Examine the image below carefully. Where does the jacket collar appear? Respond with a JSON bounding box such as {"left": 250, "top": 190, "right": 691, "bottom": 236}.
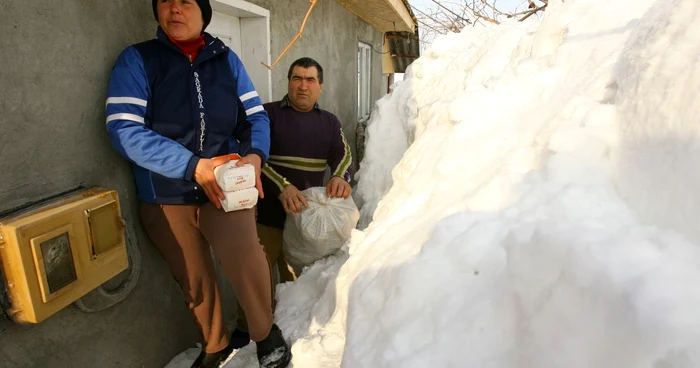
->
{"left": 280, "top": 94, "right": 321, "bottom": 111}
{"left": 156, "top": 27, "right": 224, "bottom": 64}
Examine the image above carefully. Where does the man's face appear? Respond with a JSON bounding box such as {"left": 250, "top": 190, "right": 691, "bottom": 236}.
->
{"left": 287, "top": 66, "right": 323, "bottom": 112}
{"left": 157, "top": 0, "right": 204, "bottom": 41}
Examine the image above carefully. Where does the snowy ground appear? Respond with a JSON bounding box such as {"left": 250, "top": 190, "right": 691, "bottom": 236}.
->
{"left": 167, "top": 0, "right": 700, "bottom": 366}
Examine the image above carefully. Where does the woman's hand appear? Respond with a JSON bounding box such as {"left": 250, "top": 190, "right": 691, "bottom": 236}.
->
{"left": 194, "top": 156, "right": 231, "bottom": 209}
{"left": 236, "top": 154, "right": 264, "bottom": 199}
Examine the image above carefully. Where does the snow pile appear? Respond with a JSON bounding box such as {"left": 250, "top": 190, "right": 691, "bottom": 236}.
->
{"left": 168, "top": 0, "right": 700, "bottom": 366}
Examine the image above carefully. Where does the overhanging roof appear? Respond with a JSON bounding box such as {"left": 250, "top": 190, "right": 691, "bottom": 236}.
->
{"left": 338, "top": 0, "right": 416, "bottom": 33}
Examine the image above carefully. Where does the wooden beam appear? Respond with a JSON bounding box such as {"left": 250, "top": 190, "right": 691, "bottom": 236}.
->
{"left": 384, "top": 0, "right": 416, "bottom": 32}
{"left": 337, "top": 0, "right": 416, "bottom": 33}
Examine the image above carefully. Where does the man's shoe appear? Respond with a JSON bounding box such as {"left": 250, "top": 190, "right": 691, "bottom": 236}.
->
{"left": 191, "top": 344, "right": 235, "bottom": 368}
{"left": 256, "top": 324, "right": 292, "bottom": 368}
{"left": 230, "top": 328, "right": 251, "bottom": 349}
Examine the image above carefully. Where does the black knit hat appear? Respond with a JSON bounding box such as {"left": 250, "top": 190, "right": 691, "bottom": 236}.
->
{"left": 152, "top": 0, "right": 212, "bottom": 32}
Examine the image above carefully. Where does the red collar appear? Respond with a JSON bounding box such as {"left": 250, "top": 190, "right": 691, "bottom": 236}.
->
{"left": 168, "top": 34, "right": 206, "bottom": 63}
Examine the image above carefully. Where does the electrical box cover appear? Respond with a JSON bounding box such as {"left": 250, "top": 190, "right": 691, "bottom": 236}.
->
{"left": 0, "top": 188, "right": 128, "bottom": 323}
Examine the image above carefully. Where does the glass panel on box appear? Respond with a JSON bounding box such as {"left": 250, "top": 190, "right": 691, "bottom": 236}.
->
{"left": 40, "top": 232, "right": 77, "bottom": 294}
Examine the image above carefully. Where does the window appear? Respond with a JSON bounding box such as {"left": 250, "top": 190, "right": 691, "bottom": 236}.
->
{"left": 357, "top": 42, "right": 372, "bottom": 120}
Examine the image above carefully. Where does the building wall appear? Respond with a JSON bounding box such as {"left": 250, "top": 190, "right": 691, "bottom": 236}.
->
{"left": 0, "top": 0, "right": 385, "bottom": 366}
{"left": 0, "top": 1, "right": 199, "bottom": 367}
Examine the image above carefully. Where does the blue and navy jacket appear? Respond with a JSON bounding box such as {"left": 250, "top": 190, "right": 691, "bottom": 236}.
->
{"left": 105, "top": 28, "right": 270, "bottom": 204}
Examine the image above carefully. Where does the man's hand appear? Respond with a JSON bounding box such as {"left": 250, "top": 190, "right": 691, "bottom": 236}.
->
{"left": 279, "top": 185, "right": 308, "bottom": 214}
{"left": 236, "top": 154, "right": 264, "bottom": 199}
{"left": 194, "top": 156, "right": 231, "bottom": 209}
{"left": 327, "top": 176, "right": 352, "bottom": 199}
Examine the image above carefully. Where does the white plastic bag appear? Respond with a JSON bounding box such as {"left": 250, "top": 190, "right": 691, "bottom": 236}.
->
{"left": 283, "top": 187, "right": 359, "bottom": 272}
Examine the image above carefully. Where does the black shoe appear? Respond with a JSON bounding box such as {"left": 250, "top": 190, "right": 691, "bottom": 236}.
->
{"left": 230, "top": 328, "right": 251, "bottom": 349}
{"left": 191, "top": 344, "right": 235, "bottom": 368}
{"left": 256, "top": 324, "right": 292, "bottom": 368}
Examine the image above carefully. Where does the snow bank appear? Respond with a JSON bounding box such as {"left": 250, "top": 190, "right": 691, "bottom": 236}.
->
{"left": 168, "top": 0, "right": 700, "bottom": 366}
{"left": 340, "top": 1, "right": 700, "bottom": 367}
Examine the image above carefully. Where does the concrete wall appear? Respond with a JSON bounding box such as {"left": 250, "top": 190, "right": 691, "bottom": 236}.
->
{"left": 0, "top": 1, "right": 198, "bottom": 367}
{"left": 0, "top": 0, "right": 385, "bottom": 366}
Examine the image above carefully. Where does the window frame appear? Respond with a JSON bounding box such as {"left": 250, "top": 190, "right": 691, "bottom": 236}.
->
{"left": 357, "top": 42, "right": 372, "bottom": 121}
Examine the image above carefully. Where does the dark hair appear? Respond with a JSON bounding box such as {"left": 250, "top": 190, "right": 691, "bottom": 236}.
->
{"left": 287, "top": 57, "right": 324, "bottom": 84}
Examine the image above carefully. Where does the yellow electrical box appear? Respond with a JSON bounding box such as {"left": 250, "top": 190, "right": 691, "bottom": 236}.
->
{"left": 0, "top": 187, "right": 128, "bottom": 323}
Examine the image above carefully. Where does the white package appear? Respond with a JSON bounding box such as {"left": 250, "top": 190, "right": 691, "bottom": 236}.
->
{"left": 283, "top": 187, "right": 360, "bottom": 273}
{"left": 214, "top": 161, "right": 256, "bottom": 192}
{"left": 220, "top": 187, "right": 258, "bottom": 212}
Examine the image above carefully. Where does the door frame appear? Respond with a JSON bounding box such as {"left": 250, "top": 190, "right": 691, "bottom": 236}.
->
{"left": 211, "top": 0, "right": 272, "bottom": 103}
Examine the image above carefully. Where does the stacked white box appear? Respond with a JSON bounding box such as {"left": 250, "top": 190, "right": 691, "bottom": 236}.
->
{"left": 213, "top": 161, "right": 258, "bottom": 212}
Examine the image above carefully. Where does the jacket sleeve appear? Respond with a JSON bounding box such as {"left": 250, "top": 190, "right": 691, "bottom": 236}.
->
{"left": 328, "top": 115, "right": 353, "bottom": 182}
{"left": 227, "top": 50, "right": 270, "bottom": 163}
{"left": 105, "top": 46, "right": 200, "bottom": 181}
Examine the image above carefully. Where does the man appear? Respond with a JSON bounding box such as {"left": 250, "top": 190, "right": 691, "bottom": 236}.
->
{"left": 259, "top": 57, "right": 353, "bottom": 279}
{"left": 106, "top": 1, "right": 290, "bottom": 367}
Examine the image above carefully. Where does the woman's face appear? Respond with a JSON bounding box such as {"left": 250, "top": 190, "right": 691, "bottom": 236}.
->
{"left": 157, "top": 0, "right": 204, "bottom": 41}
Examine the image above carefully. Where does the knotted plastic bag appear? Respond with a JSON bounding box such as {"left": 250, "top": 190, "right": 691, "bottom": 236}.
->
{"left": 283, "top": 187, "right": 360, "bottom": 272}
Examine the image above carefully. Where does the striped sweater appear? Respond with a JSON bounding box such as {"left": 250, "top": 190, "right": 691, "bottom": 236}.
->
{"left": 256, "top": 96, "right": 353, "bottom": 229}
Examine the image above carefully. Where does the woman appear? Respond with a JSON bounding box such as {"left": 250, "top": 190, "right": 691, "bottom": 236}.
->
{"left": 105, "top": 1, "right": 291, "bottom": 367}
